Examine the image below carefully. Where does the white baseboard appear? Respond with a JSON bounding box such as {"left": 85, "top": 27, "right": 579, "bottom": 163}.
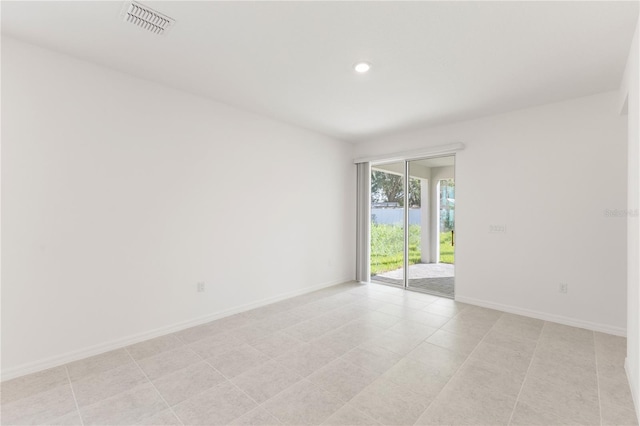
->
{"left": 455, "top": 295, "right": 626, "bottom": 337}
{"left": 626, "top": 358, "right": 640, "bottom": 422}
{"left": 1, "top": 277, "right": 354, "bottom": 382}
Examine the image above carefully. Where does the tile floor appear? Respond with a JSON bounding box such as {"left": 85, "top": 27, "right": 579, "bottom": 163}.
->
{"left": 1, "top": 282, "right": 637, "bottom": 425}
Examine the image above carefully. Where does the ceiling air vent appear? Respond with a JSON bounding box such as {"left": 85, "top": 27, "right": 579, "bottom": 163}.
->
{"left": 122, "top": 1, "right": 174, "bottom": 35}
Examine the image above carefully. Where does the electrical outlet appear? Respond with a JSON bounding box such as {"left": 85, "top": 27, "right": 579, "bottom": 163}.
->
{"left": 559, "top": 283, "right": 568, "bottom": 294}
{"left": 489, "top": 225, "right": 507, "bottom": 234}
{"left": 197, "top": 282, "right": 205, "bottom": 292}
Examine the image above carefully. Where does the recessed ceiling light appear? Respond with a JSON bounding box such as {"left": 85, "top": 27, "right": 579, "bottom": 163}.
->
{"left": 354, "top": 62, "right": 371, "bottom": 73}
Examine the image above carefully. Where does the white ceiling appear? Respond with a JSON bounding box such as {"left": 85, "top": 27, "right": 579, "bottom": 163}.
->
{"left": 2, "top": 1, "right": 638, "bottom": 142}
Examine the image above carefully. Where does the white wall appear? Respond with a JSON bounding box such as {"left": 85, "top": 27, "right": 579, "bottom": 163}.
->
{"left": 621, "top": 16, "right": 640, "bottom": 420}
{"left": 355, "top": 91, "right": 628, "bottom": 334}
{"left": 1, "top": 38, "right": 356, "bottom": 378}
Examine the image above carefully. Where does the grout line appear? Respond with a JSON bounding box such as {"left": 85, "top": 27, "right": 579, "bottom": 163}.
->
{"left": 409, "top": 311, "right": 507, "bottom": 425}
{"left": 124, "top": 347, "right": 185, "bottom": 426}
{"left": 198, "top": 353, "right": 287, "bottom": 424}
{"left": 192, "top": 306, "right": 392, "bottom": 425}
{"left": 594, "top": 332, "right": 603, "bottom": 426}
{"left": 506, "top": 321, "right": 545, "bottom": 426}
{"left": 64, "top": 366, "right": 85, "bottom": 426}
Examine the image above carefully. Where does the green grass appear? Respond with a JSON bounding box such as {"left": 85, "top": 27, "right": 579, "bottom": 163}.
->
{"left": 439, "top": 230, "right": 455, "bottom": 264}
{"left": 370, "top": 224, "right": 454, "bottom": 275}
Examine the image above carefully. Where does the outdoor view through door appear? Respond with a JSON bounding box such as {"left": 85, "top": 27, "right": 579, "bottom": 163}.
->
{"left": 370, "top": 156, "right": 455, "bottom": 298}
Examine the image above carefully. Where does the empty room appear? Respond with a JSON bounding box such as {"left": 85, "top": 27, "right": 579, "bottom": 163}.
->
{"left": 2, "top": 1, "right": 640, "bottom": 425}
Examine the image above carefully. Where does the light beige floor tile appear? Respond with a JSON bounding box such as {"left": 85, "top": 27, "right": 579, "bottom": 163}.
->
{"left": 421, "top": 303, "right": 460, "bottom": 317}
{"left": 534, "top": 342, "right": 596, "bottom": 370}
{"left": 598, "top": 368, "right": 636, "bottom": 411}
{"left": 469, "top": 341, "right": 533, "bottom": 374}
{"left": 233, "top": 323, "right": 277, "bottom": 343}
{"left": 371, "top": 284, "right": 404, "bottom": 295}
{"left": 250, "top": 332, "right": 305, "bottom": 358}
{"left": 358, "top": 311, "right": 402, "bottom": 329}
{"left": 80, "top": 383, "right": 167, "bottom": 426}
{"left": 360, "top": 330, "right": 425, "bottom": 356}
{"left": 542, "top": 322, "right": 594, "bottom": 341}
{"left": 48, "top": 409, "right": 84, "bottom": 425}
{"left": 1, "top": 384, "right": 77, "bottom": 426}
{"left": 538, "top": 323, "right": 595, "bottom": 357}
{"left": 283, "top": 317, "right": 341, "bottom": 342}
{"left": 311, "top": 330, "right": 363, "bottom": 356}
{"left": 308, "top": 358, "right": 379, "bottom": 402}
{"left": 352, "top": 298, "right": 387, "bottom": 311}
{"left": 453, "top": 308, "right": 502, "bottom": 326}
{"left": 152, "top": 361, "right": 226, "bottom": 406}
{"left": 275, "top": 343, "right": 339, "bottom": 377}
{"left": 262, "top": 380, "right": 345, "bottom": 425}
{"left": 231, "top": 360, "right": 303, "bottom": 404}
{"left": 431, "top": 298, "right": 468, "bottom": 309}
{"left": 349, "top": 377, "right": 428, "bottom": 426}
{"left": 507, "top": 401, "right": 574, "bottom": 426}
{"left": 518, "top": 374, "right": 600, "bottom": 424}
{"left": 368, "top": 294, "right": 405, "bottom": 307}
{"left": 491, "top": 313, "right": 544, "bottom": 341}
{"left": 536, "top": 334, "right": 596, "bottom": 361}
{"left": 414, "top": 378, "right": 516, "bottom": 425}
{"left": 450, "top": 356, "right": 525, "bottom": 397}
{"left": 127, "top": 335, "right": 184, "bottom": 361}
{"left": 341, "top": 345, "right": 403, "bottom": 375}
{"left": 397, "top": 298, "right": 431, "bottom": 311}
{"left": 214, "top": 313, "right": 256, "bottom": 330}
{"left": 601, "top": 402, "right": 639, "bottom": 426}
{"left": 207, "top": 343, "right": 271, "bottom": 379}
{"left": 174, "top": 321, "right": 226, "bottom": 344}
{"left": 595, "top": 332, "right": 627, "bottom": 366}
{"left": 381, "top": 358, "right": 456, "bottom": 400}
{"left": 440, "top": 316, "right": 495, "bottom": 337}
{"left": 260, "top": 312, "right": 306, "bottom": 333}
{"left": 340, "top": 320, "right": 386, "bottom": 339}
{"left": 325, "top": 305, "right": 372, "bottom": 324}
{"left": 137, "top": 346, "right": 201, "bottom": 380}
{"left": 287, "top": 301, "right": 340, "bottom": 320}
{"left": 482, "top": 329, "right": 538, "bottom": 354}
{"left": 527, "top": 352, "right": 597, "bottom": 390}
{"left": 404, "top": 291, "right": 439, "bottom": 304}
{"left": 384, "top": 295, "right": 421, "bottom": 308}
{"left": 172, "top": 381, "right": 257, "bottom": 425}
{"left": 401, "top": 310, "right": 450, "bottom": 328}
{"left": 321, "top": 404, "right": 380, "bottom": 426}
{"left": 188, "top": 332, "right": 244, "bottom": 359}
{"left": 71, "top": 362, "right": 147, "bottom": 407}
{"left": 405, "top": 341, "right": 467, "bottom": 369}
{"left": 424, "top": 299, "right": 469, "bottom": 313}
{"left": 425, "top": 329, "right": 482, "bottom": 355}
{"left": 230, "top": 407, "right": 282, "bottom": 425}
{"left": 0, "top": 366, "right": 68, "bottom": 405}
{"left": 388, "top": 320, "right": 438, "bottom": 340}
{"left": 136, "top": 408, "right": 182, "bottom": 425}
{"left": 311, "top": 327, "right": 374, "bottom": 356}
{"left": 66, "top": 349, "right": 133, "bottom": 381}
{"left": 375, "top": 303, "right": 412, "bottom": 318}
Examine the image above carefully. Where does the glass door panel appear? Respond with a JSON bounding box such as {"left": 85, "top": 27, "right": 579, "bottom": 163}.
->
{"left": 370, "top": 162, "right": 405, "bottom": 287}
{"left": 407, "top": 157, "right": 456, "bottom": 298}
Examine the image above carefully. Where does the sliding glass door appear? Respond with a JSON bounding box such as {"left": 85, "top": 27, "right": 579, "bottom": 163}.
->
{"left": 370, "top": 161, "right": 406, "bottom": 287}
{"left": 369, "top": 156, "right": 456, "bottom": 298}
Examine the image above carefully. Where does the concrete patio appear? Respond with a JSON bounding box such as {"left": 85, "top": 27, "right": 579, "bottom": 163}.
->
{"left": 371, "top": 263, "right": 455, "bottom": 298}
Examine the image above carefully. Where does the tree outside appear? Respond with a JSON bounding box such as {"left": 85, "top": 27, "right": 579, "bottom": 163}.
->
{"left": 371, "top": 171, "right": 454, "bottom": 275}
